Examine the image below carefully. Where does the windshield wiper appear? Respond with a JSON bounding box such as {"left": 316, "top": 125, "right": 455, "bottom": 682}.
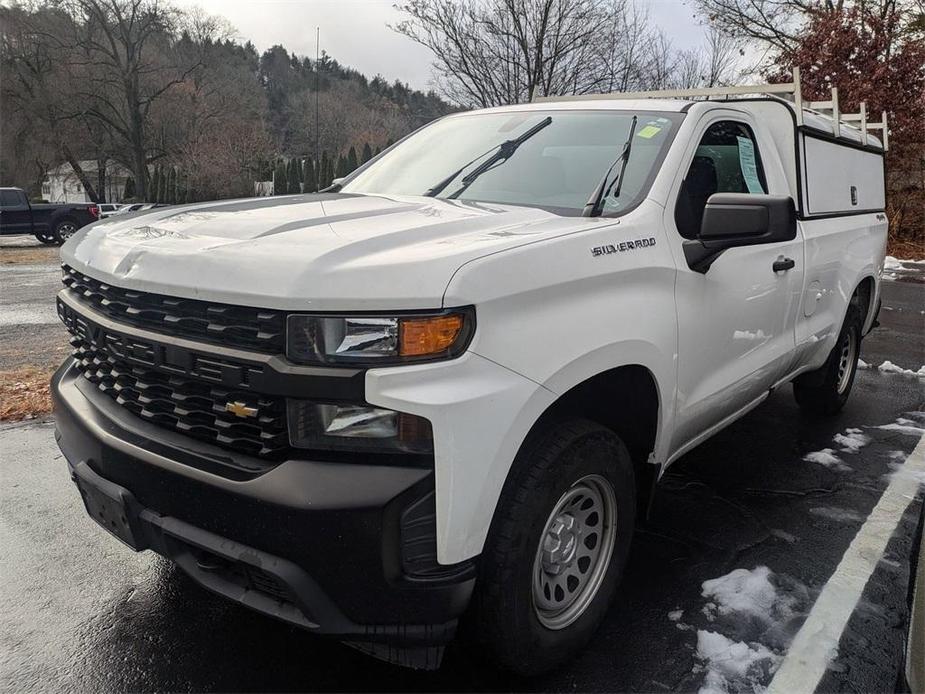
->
{"left": 424, "top": 116, "right": 553, "bottom": 198}
{"left": 582, "top": 115, "right": 638, "bottom": 218}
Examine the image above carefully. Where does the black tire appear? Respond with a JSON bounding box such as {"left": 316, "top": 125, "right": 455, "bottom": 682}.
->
{"left": 793, "top": 304, "right": 862, "bottom": 416}
{"left": 52, "top": 218, "right": 80, "bottom": 245}
{"left": 468, "top": 418, "right": 636, "bottom": 675}
{"left": 34, "top": 232, "right": 58, "bottom": 245}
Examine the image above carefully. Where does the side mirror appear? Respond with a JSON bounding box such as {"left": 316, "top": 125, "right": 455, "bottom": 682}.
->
{"left": 683, "top": 193, "right": 795, "bottom": 273}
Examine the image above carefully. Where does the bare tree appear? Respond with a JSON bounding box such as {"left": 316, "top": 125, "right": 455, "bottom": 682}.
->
{"left": 394, "top": 0, "right": 743, "bottom": 107}
{"left": 393, "top": 0, "right": 668, "bottom": 106}
{"left": 693, "top": 0, "right": 923, "bottom": 53}
{"left": 52, "top": 0, "right": 224, "bottom": 199}
{"left": 1, "top": 5, "right": 103, "bottom": 199}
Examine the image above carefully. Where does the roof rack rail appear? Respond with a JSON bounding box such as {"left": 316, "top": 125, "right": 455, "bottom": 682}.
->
{"left": 534, "top": 67, "right": 888, "bottom": 150}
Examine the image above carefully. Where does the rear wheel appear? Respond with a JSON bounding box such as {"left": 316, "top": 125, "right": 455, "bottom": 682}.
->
{"left": 52, "top": 219, "right": 79, "bottom": 245}
{"left": 34, "top": 232, "right": 57, "bottom": 245}
{"left": 468, "top": 419, "right": 635, "bottom": 675}
{"left": 793, "top": 304, "right": 862, "bottom": 416}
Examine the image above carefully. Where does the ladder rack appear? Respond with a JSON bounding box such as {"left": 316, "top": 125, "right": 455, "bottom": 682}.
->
{"left": 534, "top": 67, "right": 888, "bottom": 150}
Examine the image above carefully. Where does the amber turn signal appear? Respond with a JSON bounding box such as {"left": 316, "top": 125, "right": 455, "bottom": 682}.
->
{"left": 400, "top": 315, "right": 464, "bottom": 357}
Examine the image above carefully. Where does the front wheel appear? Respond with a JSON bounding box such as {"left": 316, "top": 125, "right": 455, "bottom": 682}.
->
{"left": 793, "top": 304, "right": 862, "bottom": 416}
{"left": 468, "top": 419, "right": 636, "bottom": 675}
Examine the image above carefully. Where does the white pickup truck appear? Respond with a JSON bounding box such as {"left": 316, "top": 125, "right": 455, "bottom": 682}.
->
{"left": 53, "top": 78, "right": 887, "bottom": 673}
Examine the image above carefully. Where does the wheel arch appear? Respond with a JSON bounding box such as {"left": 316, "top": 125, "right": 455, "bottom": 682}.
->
{"left": 851, "top": 274, "right": 877, "bottom": 335}
{"left": 515, "top": 364, "right": 663, "bottom": 522}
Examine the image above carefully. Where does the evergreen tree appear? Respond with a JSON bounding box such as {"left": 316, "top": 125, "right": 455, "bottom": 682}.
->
{"left": 347, "top": 146, "right": 358, "bottom": 173}
{"left": 361, "top": 143, "right": 373, "bottom": 164}
{"left": 274, "top": 160, "right": 288, "bottom": 195}
{"left": 287, "top": 158, "right": 300, "bottom": 193}
{"left": 166, "top": 167, "right": 177, "bottom": 204}
{"left": 150, "top": 166, "right": 161, "bottom": 203}
{"left": 319, "top": 152, "right": 330, "bottom": 188}
{"left": 336, "top": 154, "right": 348, "bottom": 178}
{"left": 304, "top": 158, "right": 317, "bottom": 193}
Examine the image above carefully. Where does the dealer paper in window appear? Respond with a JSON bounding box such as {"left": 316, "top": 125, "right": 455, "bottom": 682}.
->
{"left": 736, "top": 136, "right": 764, "bottom": 194}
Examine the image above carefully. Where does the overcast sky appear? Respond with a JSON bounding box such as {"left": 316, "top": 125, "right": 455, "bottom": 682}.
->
{"left": 177, "top": 0, "right": 707, "bottom": 92}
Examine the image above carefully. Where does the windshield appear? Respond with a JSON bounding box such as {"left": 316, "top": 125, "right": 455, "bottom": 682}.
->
{"left": 341, "top": 110, "right": 682, "bottom": 216}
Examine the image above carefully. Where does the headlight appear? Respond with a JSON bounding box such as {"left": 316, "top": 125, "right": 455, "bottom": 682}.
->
{"left": 286, "top": 309, "right": 474, "bottom": 365}
{"left": 288, "top": 401, "right": 433, "bottom": 454}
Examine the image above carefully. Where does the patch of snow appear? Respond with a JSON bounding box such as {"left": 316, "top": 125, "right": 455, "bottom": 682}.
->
{"left": 803, "top": 448, "right": 851, "bottom": 472}
{"left": 887, "top": 463, "right": 925, "bottom": 486}
{"left": 701, "top": 567, "right": 796, "bottom": 626}
{"left": 884, "top": 255, "right": 925, "bottom": 267}
{"left": 857, "top": 359, "right": 870, "bottom": 370}
{"left": 695, "top": 630, "right": 782, "bottom": 694}
{"left": 877, "top": 360, "right": 925, "bottom": 378}
{"left": 688, "top": 567, "right": 811, "bottom": 693}
{"left": 668, "top": 609, "right": 684, "bottom": 622}
{"left": 878, "top": 422, "right": 925, "bottom": 436}
{"left": 702, "top": 602, "right": 717, "bottom": 621}
{"left": 771, "top": 529, "right": 798, "bottom": 544}
{"left": 834, "top": 428, "right": 871, "bottom": 454}
{"left": 810, "top": 506, "right": 866, "bottom": 523}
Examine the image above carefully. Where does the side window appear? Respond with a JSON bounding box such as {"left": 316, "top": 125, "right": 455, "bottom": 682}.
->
{"left": 0, "top": 190, "right": 23, "bottom": 208}
{"left": 674, "top": 121, "right": 768, "bottom": 239}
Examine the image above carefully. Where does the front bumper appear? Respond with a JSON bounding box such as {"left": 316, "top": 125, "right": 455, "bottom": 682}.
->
{"left": 52, "top": 360, "right": 476, "bottom": 663}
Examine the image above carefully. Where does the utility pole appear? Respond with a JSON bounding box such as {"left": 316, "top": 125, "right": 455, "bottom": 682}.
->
{"left": 315, "top": 26, "right": 320, "bottom": 192}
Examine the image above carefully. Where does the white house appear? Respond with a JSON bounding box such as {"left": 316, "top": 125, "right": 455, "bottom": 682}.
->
{"left": 42, "top": 160, "right": 133, "bottom": 203}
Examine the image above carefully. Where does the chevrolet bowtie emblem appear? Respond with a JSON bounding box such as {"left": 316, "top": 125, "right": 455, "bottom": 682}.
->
{"left": 225, "top": 401, "right": 258, "bottom": 418}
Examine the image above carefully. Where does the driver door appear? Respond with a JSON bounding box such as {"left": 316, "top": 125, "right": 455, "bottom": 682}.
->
{"left": 668, "top": 116, "right": 803, "bottom": 456}
{"left": 0, "top": 189, "right": 31, "bottom": 234}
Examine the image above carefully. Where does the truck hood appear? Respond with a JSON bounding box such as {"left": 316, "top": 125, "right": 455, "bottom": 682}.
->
{"left": 62, "top": 193, "right": 595, "bottom": 311}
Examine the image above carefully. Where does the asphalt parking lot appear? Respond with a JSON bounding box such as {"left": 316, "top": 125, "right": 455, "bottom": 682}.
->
{"left": 1, "top": 237, "right": 923, "bottom": 693}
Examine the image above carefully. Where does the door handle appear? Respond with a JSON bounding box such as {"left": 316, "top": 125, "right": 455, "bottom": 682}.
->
{"left": 773, "top": 257, "right": 795, "bottom": 273}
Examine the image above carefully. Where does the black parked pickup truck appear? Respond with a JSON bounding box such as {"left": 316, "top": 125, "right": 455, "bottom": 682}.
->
{"left": 0, "top": 187, "right": 100, "bottom": 245}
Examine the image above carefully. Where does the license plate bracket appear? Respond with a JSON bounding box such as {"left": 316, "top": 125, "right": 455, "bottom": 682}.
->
{"left": 72, "top": 461, "right": 143, "bottom": 550}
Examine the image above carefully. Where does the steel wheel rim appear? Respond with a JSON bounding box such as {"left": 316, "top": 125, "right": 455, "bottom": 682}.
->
{"left": 836, "top": 329, "right": 858, "bottom": 394}
{"left": 57, "top": 223, "right": 77, "bottom": 240}
{"left": 532, "top": 474, "right": 617, "bottom": 630}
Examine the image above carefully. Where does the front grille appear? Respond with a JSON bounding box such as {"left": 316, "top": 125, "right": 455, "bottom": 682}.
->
{"left": 72, "top": 335, "right": 290, "bottom": 459}
{"left": 62, "top": 264, "right": 286, "bottom": 354}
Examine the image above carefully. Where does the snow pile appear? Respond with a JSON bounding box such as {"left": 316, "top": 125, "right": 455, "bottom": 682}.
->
{"left": 834, "top": 428, "right": 870, "bottom": 453}
{"left": 686, "top": 567, "right": 805, "bottom": 693}
{"left": 803, "top": 448, "right": 850, "bottom": 472}
{"left": 883, "top": 256, "right": 925, "bottom": 280}
{"left": 701, "top": 567, "right": 792, "bottom": 625}
{"left": 884, "top": 256, "right": 925, "bottom": 269}
{"left": 878, "top": 418, "right": 925, "bottom": 436}
{"left": 695, "top": 630, "right": 781, "bottom": 694}
{"left": 668, "top": 609, "right": 684, "bottom": 622}
{"left": 888, "top": 463, "right": 925, "bottom": 486}
{"left": 810, "top": 506, "right": 866, "bottom": 523}
{"left": 877, "top": 361, "right": 925, "bottom": 378}
{"left": 857, "top": 359, "right": 870, "bottom": 370}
